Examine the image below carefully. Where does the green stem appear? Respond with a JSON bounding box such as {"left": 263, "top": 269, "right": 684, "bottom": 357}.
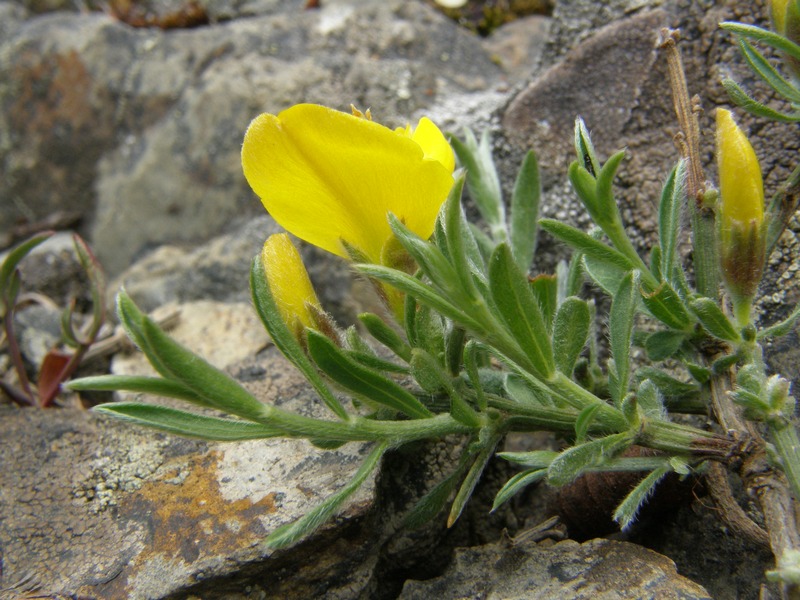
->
{"left": 769, "top": 418, "right": 800, "bottom": 502}
{"left": 547, "top": 372, "right": 628, "bottom": 431}
{"left": 258, "top": 407, "right": 473, "bottom": 445}
{"left": 640, "top": 419, "right": 735, "bottom": 459}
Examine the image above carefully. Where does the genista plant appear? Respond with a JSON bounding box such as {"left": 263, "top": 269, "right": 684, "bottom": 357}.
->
{"left": 69, "top": 13, "right": 800, "bottom": 590}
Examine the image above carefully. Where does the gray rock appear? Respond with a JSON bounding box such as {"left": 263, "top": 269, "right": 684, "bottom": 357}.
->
{"left": 0, "top": 344, "right": 377, "bottom": 599}
{"left": 399, "top": 537, "right": 712, "bottom": 599}
{"left": 0, "top": 0, "right": 507, "bottom": 276}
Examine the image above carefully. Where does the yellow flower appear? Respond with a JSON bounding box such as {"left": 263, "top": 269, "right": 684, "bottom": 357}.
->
{"left": 242, "top": 104, "right": 455, "bottom": 265}
{"left": 715, "top": 108, "right": 767, "bottom": 319}
{"left": 261, "top": 233, "right": 322, "bottom": 335}
{"left": 716, "top": 108, "right": 764, "bottom": 228}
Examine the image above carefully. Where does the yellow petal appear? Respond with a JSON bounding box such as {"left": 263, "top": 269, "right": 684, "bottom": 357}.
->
{"left": 243, "top": 104, "right": 454, "bottom": 264}
{"left": 261, "top": 233, "right": 321, "bottom": 331}
{"left": 716, "top": 108, "right": 764, "bottom": 226}
{"left": 412, "top": 117, "right": 456, "bottom": 173}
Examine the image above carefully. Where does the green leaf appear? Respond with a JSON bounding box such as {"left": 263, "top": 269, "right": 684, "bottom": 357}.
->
{"left": 758, "top": 302, "right": 800, "bottom": 339}
{"left": 267, "top": 442, "right": 387, "bottom": 548}
{"left": 496, "top": 450, "right": 558, "bottom": 468}
{"left": 93, "top": 403, "right": 285, "bottom": 440}
{"left": 510, "top": 150, "right": 541, "bottom": 272}
{"left": 139, "top": 316, "right": 270, "bottom": 424}
{"left": 489, "top": 244, "right": 555, "bottom": 379}
{"left": 690, "top": 297, "right": 741, "bottom": 342}
{"left": 357, "top": 264, "right": 482, "bottom": 333}
{"left": 448, "top": 435, "right": 500, "bottom": 527}
{"left": 250, "top": 258, "right": 347, "bottom": 420}
{"left": 723, "top": 78, "right": 800, "bottom": 122}
{"left": 443, "top": 176, "right": 485, "bottom": 300}
{"left": 404, "top": 451, "right": 473, "bottom": 528}
{"left": 636, "top": 378, "right": 666, "bottom": 419}
{"left": 547, "top": 431, "right": 635, "bottom": 486}
{"left": 68, "top": 374, "right": 213, "bottom": 406}
{"left": 594, "top": 150, "right": 627, "bottom": 228}
{"left": 492, "top": 469, "right": 547, "bottom": 511}
{"left": 613, "top": 465, "right": 671, "bottom": 530}
{"left": 539, "top": 220, "right": 634, "bottom": 271}
{"left": 308, "top": 331, "right": 433, "bottom": 420}
{"left": 575, "top": 404, "right": 601, "bottom": 444}
{"left": 504, "top": 372, "right": 554, "bottom": 408}
{"left": 358, "top": 313, "right": 412, "bottom": 362}
{"left": 553, "top": 297, "right": 591, "bottom": 376}
{"left": 658, "top": 161, "right": 686, "bottom": 285}
{"left": 568, "top": 161, "right": 602, "bottom": 218}
{"left": 450, "top": 129, "right": 506, "bottom": 235}
{"left": 581, "top": 254, "right": 630, "bottom": 297}
{"left": 0, "top": 231, "right": 53, "bottom": 312}
{"left": 721, "top": 21, "right": 800, "bottom": 64}
{"left": 530, "top": 274, "right": 558, "bottom": 334}
{"left": 641, "top": 281, "right": 694, "bottom": 332}
{"left": 737, "top": 37, "right": 800, "bottom": 103}
{"left": 389, "top": 215, "right": 464, "bottom": 298}
{"left": 644, "top": 330, "right": 687, "bottom": 361}
{"left": 463, "top": 341, "right": 488, "bottom": 411}
{"left": 609, "top": 272, "right": 637, "bottom": 407}
{"left": 411, "top": 349, "right": 480, "bottom": 427}
{"left": 636, "top": 367, "right": 701, "bottom": 398}
{"left": 574, "top": 117, "right": 601, "bottom": 178}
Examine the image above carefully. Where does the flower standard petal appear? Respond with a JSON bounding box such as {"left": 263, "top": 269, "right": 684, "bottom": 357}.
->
{"left": 242, "top": 104, "right": 455, "bottom": 264}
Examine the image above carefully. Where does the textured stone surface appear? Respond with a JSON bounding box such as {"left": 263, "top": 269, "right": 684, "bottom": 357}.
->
{"left": 399, "top": 537, "right": 712, "bottom": 600}
{"left": 0, "top": 0, "right": 507, "bottom": 275}
{"left": 0, "top": 345, "right": 376, "bottom": 599}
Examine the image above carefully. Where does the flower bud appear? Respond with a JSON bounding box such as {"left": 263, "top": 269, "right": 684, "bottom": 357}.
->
{"left": 715, "top": 109, "right": 766, "bottom": 317}
{"left": 261, "top": 234, "right": 323, "bottom": 339}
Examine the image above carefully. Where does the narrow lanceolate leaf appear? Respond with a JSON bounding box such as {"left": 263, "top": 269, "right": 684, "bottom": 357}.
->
{"left": 450, "top": 129, "right": 506, "bottom": 234}
{"left": 658, "top": 161, "right": 686, "bottom": 284}
{"left": 613, "top": 465, "right": 671, "bottom": 530}
{"left": 492, "top": 469, "right": 547, "bottom": 511}
{"left": 574, "top": 117, "right": 601, "bottom": 178}
{"left": 582, "top": 254, "right": 630, "bottom": 297}
{"left": 0, "top": 231, "right": 53, "bottom": 309}
{"left": 547, "top": 431, "right": 635, "bottom": 486}
{"left": 720, "top": 21, "right": 800, "bottom": 63}
{"left": 758, "top": 302, "right": 800, "bottom": 340}
{"left": 404, "top": 451, "right": 473, "bottom": 528}
{"left": 267, "top": 442, "right": 387, "bottom": 549}
{"left": 497, "top": 450, "right": 559, "bottom": 469}
{"left": 609, "top": 272, "right": 638, "bottom": 407}
{"left": 93, "top": 403, "right": 285, "bottom": 441}
{"left": 140, "top": 317, "right": 269, "bottom": 424}
{"left": 389, "top": 214, "right": 463, "bottom": 297}
{"left": 358, "top": 313, "right": 412, "bottom": 362}
{"left": 539, "top": 220, "right": 634, "bottom": 271}
{"left": 308, "top": 331, "right": 433, "bottom": 420}
{"left": 723, "top": 78, "right": 800, "bottom": 122}
{"left": 448, "top": 436, "right": 500, "bottom": 527}
{"left": 510, "top": 150, "right": 541, "bottom": 272}
{"left": 530, "top": 274, "right": 558, "bottom": 334}
{"left": 644, "top": 330, "right": 686, "bottom": 361}
{"left": 594, "top": 150, "right": 627, "bottom": 228}
{"left": 489, "top": 244, "right": 555, "bottom": 379}
{"left": 359, "top": 264, "right": 482, "bottom": 332}
{"left": 68, "top": 374, "right": 213, "bottom": 406}
{"left": 553, "top": 297, "right": 591, "bottom": 376}
{"left": 737, "top": 37, "right": 800, "bottom": 103}
{"left": 443, "top": 176, "right": 482, "bottom": 299}
{"left": 636, "top": 367, "right": 702, "bottom": 397}
{"left": 690, "top": 297, "right": 741, "bottom": 342}
{"left": 636, "top": 378, "right": 666, "bottom": 419}
{"left": 250, "top": 258, "right": 347, "bottom": 420}
{"left": 641, "top": 281, "right": 694, "bottom": 332}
